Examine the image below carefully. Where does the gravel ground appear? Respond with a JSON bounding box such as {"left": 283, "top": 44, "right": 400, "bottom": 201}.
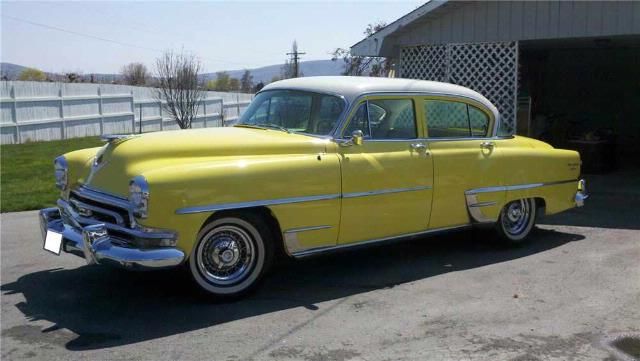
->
{"left": 1, "top": 169, "right": 639, "bottom": 360}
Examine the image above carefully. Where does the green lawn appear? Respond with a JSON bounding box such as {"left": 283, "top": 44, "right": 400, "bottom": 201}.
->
{"left": 1, "top": 137, "right": 103, "bottom": 213}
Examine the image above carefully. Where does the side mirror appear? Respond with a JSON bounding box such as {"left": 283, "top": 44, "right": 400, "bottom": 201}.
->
{"left": 351, "top": 130, "right": 364, "bottom": 146}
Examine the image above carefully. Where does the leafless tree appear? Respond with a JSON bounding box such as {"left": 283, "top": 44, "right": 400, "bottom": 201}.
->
{"left": 121, "top": 62, "right": 149, "bottom": 86}
{"left": 332, "top": 22, "right": 391, "bottom": 77}
{"left": 154, "top": 50, "right": 205, "bottom": 129}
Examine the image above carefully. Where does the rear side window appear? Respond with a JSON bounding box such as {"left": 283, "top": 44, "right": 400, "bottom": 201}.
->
{"left": 468, "top": 106, "right": 490, "bottom": 137}
{"left": 424, "top": 100, "right": 490, "bottom": 138}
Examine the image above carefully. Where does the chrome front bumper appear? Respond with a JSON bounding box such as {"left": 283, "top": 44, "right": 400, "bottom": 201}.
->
{"left": 575, "top": 179, "right": 588, "bottom": 207}
{"left": 39, "top": 205, "right": 185, "bottom": 270}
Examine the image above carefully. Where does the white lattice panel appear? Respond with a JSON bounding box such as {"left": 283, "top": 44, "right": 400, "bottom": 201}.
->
{"left": 400, "top": 45, "right": 448, "bottom": 82}
{"left": 400, "top": 42, "right": 518, "bottom": 135}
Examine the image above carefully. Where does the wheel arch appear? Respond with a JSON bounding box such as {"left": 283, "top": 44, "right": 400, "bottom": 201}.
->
{"left": 534, "top": 197, "right": 546, "bottom": 218}
{"left": 193, "top": 206, "right": 286, "bottom": 260}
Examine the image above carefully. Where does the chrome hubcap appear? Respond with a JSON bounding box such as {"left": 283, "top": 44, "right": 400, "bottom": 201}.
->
{"left": 197, "top": 225, "right": 255, "bottom": 286}
{"left": 501, "top": 199, "right": 531, "bottom": 236}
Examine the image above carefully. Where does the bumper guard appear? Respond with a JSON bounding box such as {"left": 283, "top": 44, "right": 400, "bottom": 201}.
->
{"left": 39, "top": 206, "right": 185, "bottom": 270}
{"left": 575, "top": 179, "right": 588, "bottom": 207}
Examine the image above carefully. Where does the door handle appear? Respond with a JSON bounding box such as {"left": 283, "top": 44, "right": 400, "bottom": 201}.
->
{"left": 480, "top": 141, "right": 495, "bottom": 150}
{"left": 410, "top": 143, "right": 430, "bottom": 156}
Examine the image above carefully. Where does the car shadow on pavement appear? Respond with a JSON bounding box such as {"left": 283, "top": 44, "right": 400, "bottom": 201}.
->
{"left": 1, "top": 227, "right": 584, "bottom": 351}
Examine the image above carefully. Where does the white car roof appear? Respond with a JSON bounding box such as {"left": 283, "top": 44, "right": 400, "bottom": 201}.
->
{"left": 262, "top": 76, "right": 499, "bottom": 118}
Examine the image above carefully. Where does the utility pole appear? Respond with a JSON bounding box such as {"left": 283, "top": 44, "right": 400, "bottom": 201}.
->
{"left": 286, "top": 40, "right": 306, "bottom": 78}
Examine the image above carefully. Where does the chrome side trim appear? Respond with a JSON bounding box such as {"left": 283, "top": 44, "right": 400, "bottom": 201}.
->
{"left": 465, "top": 194, "right": 499, "bottom": 223}
{"left": 335, "top": 136, "right": 514, "bottom": 143}
{"left": 426, "top": 135, "right": 514, "bottom": 142}
{"left": 176, "top": 194, "right": 341, "bottom": 215}
{"left": 283, "top": 225, "right": 333, "bottom": 254}
{"left": 284, "top": 225, "right": 333, "bottom": 234}
{"left": 464, "top": 179, "right": 578, "bottom": 223}
{"left": 544, "top": 179, "right": 581, "bottom": 187}
{"left": 343, "top": 185, "right": 432, "bottom": 199}
{"left": 290, "top": 224, "right": 470, "bottom": 258}
{"left": 469, "top": 201, "right": 497, "bottom": 208}
{"left": 176, "top": 186, "right": 433, "bottom": 215}
{"left": 465, "top": 179, "right": 577, "bottom": 195}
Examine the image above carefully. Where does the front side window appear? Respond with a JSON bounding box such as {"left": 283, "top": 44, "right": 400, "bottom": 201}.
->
{"left": 343, "top": 98, "right": 417, "bottom": 140}
{"left": 344, "top": 103, "right": 370, "bottom": 137}
{"left": 424, "top": 99, "right": 490, "bottom": 138}
{"left": 237, "top": 90, "right": 345, "bottom": 136}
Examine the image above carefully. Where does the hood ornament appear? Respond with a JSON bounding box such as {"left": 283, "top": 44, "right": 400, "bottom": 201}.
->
{"left": 100, "top": 134, "right": 139, "bottom": 143}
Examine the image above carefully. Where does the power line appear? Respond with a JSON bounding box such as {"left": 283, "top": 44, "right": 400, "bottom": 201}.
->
{"left": 2, "top": 15, "right": 256, "bottom": 68}
{"left": 2, "top": 15, "right": 164, "bottom": 53}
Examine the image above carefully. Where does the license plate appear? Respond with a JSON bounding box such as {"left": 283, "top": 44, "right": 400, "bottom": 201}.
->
{"left": 43, "top": 230, "right": 63, "bottom": 255}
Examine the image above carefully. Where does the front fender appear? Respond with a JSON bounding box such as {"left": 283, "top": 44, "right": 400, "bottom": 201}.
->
{"left": 140, "top": 153, "right": 342, "bottom": 256}
{"left": 63, "top": 146, "right": 102, "bottom": 196}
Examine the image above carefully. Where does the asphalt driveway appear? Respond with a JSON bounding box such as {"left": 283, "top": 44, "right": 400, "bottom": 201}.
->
{"left": 1, "top": 169, "right": 639, "bottom": 361}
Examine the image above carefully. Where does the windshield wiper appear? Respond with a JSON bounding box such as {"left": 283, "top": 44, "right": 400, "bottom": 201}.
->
{"left": 235, "top": 123, "right": 290, "bottom": 133}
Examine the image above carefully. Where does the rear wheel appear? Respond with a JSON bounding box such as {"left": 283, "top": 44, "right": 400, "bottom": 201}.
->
{"left": 189, "top": 213, "right": 274, "bottom": 298}
{"left": 495, "top": 198, "right": 536, "bottom": 244}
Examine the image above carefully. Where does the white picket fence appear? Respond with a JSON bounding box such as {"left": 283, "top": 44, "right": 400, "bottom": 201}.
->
{"left": 0, "top": 81, "right": 254, "bottom": 144}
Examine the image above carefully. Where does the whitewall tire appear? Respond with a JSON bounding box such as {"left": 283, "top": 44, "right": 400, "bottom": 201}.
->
{"left": 189, "top": 214, "right": 273, "bottom": 298}
{"left": 495, "top": 198, "right": 536, "bottom": 244}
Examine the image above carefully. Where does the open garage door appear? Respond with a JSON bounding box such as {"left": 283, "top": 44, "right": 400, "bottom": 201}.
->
{"left": 519, "top": 35, "right": 640, "bottom": 172}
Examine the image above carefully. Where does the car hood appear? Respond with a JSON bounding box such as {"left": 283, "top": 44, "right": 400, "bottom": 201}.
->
{"left": 83, "top": 126, "right": 330, "bottom": 196}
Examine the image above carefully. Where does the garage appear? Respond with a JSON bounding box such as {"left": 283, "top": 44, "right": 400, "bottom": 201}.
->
{"left": 519, "top": 36, "right": 639, "bottom": 172}
{"left": 351, "top": 1, "right": 640, "bottom": 172}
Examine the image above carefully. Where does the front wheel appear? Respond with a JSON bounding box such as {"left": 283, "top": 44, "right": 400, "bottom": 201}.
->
{"left": 189, "top": 214, "right": 274, "bottom": 298}
{"left": 495, "top": 198, "right": 536, "bottom": 244}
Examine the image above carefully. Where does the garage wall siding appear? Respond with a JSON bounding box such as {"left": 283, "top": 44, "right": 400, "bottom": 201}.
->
{"left": 394, "top": 1, "right": 640, "bottom": 47}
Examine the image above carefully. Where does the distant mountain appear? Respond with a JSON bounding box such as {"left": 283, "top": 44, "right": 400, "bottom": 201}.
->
{"left": 1, "top": 59, "right": 346, "bottom": 84}
{"left": 1, "top": 62, "right": 120, "bottom": 82}
{"left": 203, "top": 59, "right": 345, "bottom": 84}
{"left": 1, "top": 62, "right": 29, "bottom": 79}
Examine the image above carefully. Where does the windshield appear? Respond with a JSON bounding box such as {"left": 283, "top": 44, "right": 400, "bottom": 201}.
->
{"left": 235, "top": 90, "right": 345, "bottom": 136}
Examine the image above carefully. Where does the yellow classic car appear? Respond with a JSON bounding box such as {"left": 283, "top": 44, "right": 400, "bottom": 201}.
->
{"left": 40, "top": 76, "right": 587, "bottom": 297}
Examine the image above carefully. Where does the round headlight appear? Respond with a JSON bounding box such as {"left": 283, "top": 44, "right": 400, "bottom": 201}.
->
{"left": 54, "top": 156, "right": 68, "bottom": 190}
{"left": 129, "top": 175, "right": 149, "bottom": 219}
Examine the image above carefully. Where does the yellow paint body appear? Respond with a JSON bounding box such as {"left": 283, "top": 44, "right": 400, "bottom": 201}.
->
{"left": 59, "top": 96, "right": 581, "bottom": 259}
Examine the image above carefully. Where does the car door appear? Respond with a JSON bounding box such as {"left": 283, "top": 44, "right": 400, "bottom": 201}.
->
{"left": 423, "top": 97, "right": 505, "bottom": 229}
{"left": 337, "top": 96, "right": 434, "bottom": 245}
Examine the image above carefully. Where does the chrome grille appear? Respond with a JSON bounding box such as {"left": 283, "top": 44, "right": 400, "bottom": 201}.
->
{"left": 59, "top": 205, "right": 78, "bottom": 229}
{"left": 68, "top": 186, "right": 133, "bottom": 228}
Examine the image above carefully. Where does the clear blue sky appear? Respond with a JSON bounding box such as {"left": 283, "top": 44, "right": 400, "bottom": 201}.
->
{"left": 1, "top": 1, "right": 424, "bottom": 74}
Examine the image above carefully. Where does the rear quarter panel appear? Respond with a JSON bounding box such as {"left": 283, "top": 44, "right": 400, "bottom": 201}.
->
{"left": 498, "top": 136, "right": 581, "bottom": 215}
